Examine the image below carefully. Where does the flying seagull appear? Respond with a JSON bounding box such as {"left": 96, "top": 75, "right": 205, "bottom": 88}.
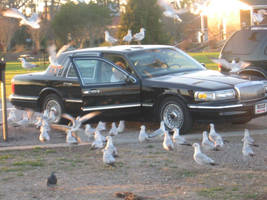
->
{"left": 47, "top": 43, "right": 72, "bottom": 68}
{"left": 192, "top": 143, "right": 216, "bottom": 165}
{"left": 18, "top": 57, "right": 38, "bottom": 69}
{"left": 2, "top": 8, "right": 41, "bottom": 29}
{"left": 105, "top": 30, "right": 118, "bottom": 45}
{"left": 211, "top": 58, "right": 250, "bottom": 73}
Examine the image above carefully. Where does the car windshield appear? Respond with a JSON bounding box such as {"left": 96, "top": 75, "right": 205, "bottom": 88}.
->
{"left": 127, "top": 48, "right": 205, "bottom": 78}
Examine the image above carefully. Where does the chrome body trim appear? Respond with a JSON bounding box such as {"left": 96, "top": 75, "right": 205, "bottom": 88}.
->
{"left": 9, "top": 94, "right": 38, "bottom": 101}
{"left": 142, "top": 103, "right": 153, "bottom": 107}
{"left": 82, "top": 103, "right": 141, "bottom": 111}
{"left": 64, "top": 99, "right": 83, "bottom": 103}
{"left": 188, "top": 104, "right": 243, "bottom": 109}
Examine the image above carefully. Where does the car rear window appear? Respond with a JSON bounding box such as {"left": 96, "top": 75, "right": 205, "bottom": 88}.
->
{"left": 223, "top": 30, "right": 267, "bottom": 55}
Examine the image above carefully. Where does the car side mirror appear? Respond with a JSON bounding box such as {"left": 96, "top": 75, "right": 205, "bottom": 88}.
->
{"left": 125, "top": 75, "right": 136, "bottom": 84}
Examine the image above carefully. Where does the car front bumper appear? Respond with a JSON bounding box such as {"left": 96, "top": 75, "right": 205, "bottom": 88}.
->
{"left": 188, "top": 99, "right": 267, "bottom": 122}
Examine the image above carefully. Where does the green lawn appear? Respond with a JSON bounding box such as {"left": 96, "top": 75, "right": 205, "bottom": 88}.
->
{"left": 0, "top": 52, "right": 219, "bottom": 98}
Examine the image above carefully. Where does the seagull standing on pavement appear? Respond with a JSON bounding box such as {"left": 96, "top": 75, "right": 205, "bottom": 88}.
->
{"left": 172, "top": 128, "right": 190, "bottom": 146}
{"left": 139, "top": 125, "right": 149, "bottom": 143}
{"left": 105, "top": 31, "right": 118, "bottom": 45}
{"left": 132, "top": 28, "right": 146, "bottom": 44}
{"left": 84, "top": 124, "right": 95, "bottom": 140}
{"left": 39, "top": 120, "right": 50, "bottom": 142}
{"left": 123, "top": 29, "right": 132, "bottom": 44}
{"left": 201, "top": 131, "right": 216, "bottom": 151}
{"left": 102, "top": 149, "right": 116, "bottom": 166}
{"left": 163, "top": 131, "right": 174, "bottom": 151}
{"left": 117, "top": 120, "right": 125, "bottom": 133}
{"left": 2, "top": 8, "right": 41, "bottom": 29}
{"left": 109, "top": 122, "right": 118, "bottom": 136}
{"left": 91, "top": 130, "right": 105, "bottom": 149}
{"left": 242, "top": 129, "right": 255, "bottom": 145}
{"left": 192, "top": 143, "right": 216, "bottom": 165}
{"left": 104, "top": 136, "right": 118, "bottom": 157}
{"left": 18, "top": 58, "right": 38, "bottom": 69}
{"left": 209, "top": 123, "right": 224, "bottom": 149}
{"left": 242, "top": 139, "right": 254, "bottom": 157}
{"left": 66, "top": 129, "right": 78, "bottom": 144}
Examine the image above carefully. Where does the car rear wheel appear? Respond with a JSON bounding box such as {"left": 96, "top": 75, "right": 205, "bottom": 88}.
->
{"left": 159, "top": 97, "right": 192, "bottom": 134}
{"left": 42, "top": 94, "right": 64, "bottom": 123}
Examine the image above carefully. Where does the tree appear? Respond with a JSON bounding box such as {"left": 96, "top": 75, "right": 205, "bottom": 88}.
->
{"left": 51, "top": 2, "right": 111, "bottom": 47}
{"left": 0, "top": 17, "right": 18, "bottom": 53}
{"left": 118, "top": 0, "right": 168, "bottom": 44}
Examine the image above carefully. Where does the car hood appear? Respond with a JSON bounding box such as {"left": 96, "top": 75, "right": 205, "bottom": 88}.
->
{"left": 143, "top": 70, "right": 248, "bottom": 90}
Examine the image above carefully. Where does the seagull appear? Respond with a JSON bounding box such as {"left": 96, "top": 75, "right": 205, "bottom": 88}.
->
{"left": 123, "top": 29, "right": 132, "bottom": 44}
{"left": 132, "top": 28, "right": 146, "bottom": 44}
{"left": 172, "top": 128, "right": 191, "bottom": 146}
{"left": 105, "top": 30, "right": 118, "bottom": 45}
{"left": 201, "top": 131, "right": 216, "bottom": 151}
{"left": 14, "top": 111, "right": 30, "bottom": 127}
{"left": 7, "top": 108, "right": 17, "bottom": 123}
{"left": 157, "top": 0, "right": 187, "bottom": 22}
{"left": 109, "top": 122, "right": 118, "bottom": 136}
{"left": 2, "top": 8, "right": 41, "bottom": 29}
{"left": 104, "top": 136, "right": 118, "bottom": 157}
{"left": 241, "top": 129, "right": 255, "bottom": 145}
{"left": 163, "top": 131, "right": 174, "bottom": 151}
{"left": 253, "top": 9, "right": 267, "bottom": 24}
{"left": 84, "top": 124, "right": 95, "bottom": 139}
{"left": 102, "top": 148, "right": 116, "bottom": 166}
{"left": 138, "top": 125, "right": 149, "bottom": 143}
{"left": 62, "top": 111, "right": 100, "bottom": 132}
{"left": 91, "top": 130, "right": 105, "bottom": 149}
{"left": 209, "top": 123, "right": 224, "bottom": 149}
{"left": 18, "top": 58, "right": 38, "bottom": 69}
{"left": 66, "top": 129, "right": 78, "bottom": 144}
{"left": 39, "top": 120, "right": 50, "bottom": 142}
{"left": 96, "top": 121, "right": 106, "bottom": 131}
{"left": 47, "top": 43, "right": 72, "bottom": 68}
{"left": 149, "top": 121, "right": 166, "bottom": 138}
{"left": 242, "top": 139, "right": 254, "bottom": 157}
{"left": 47, "top": 172, "right": 57, "bottom": 186}
{"left": 192, "top": 143, "right": 216, "bottom": 165}
{"left": 117, "top": 120, "right": 125, "bottom": 133}
{"left": 211, "top": 58, "right": 250, "bottom": 73}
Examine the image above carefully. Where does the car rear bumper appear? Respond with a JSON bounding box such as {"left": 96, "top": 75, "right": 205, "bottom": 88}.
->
{"left": 9, "top": 94, "right": 40, "bottom": 111}
{"left": 188, "top": 99, "right": 267, "bottom": 122}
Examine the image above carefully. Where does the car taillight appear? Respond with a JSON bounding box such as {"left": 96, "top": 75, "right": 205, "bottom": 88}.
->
{"left": 218, "top": 64, "right": 222, "bottom": 72}
{"left": 11, "top": 82, "right": 15, "bottom": 94}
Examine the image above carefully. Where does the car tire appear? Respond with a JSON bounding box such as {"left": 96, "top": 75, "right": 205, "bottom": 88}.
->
{"left": 42, "top": 94, "right": 64, "bottom": 123}
{"left": 159, "top": 97, "right": 192, "bottom": 134}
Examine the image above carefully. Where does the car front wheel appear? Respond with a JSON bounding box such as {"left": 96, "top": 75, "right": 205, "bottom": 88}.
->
{"left": 159, "top": 97, "right": 192, "bottom": 134}
{"left": 42, "top": 94, "right": 64, "bottom": 123}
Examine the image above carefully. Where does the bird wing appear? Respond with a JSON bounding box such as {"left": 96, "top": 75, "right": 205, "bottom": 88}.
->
{"left": 28, "top": 13, "right": 40, "bottom": 23}
{"left": 56, "top": 43, "right": 71, "bottom": 58}
{"left": 211, "top": 58, "right": 232, "bottom": 70}
{"left": 79, "top": 111, "right": 100, "bottom": 123}
{"left": 51, "top": 124, "right": 70, "bottom": 132}
{"left": 61, "top": 113, "right": 74, "bottom": 124}
{"left": 2, "top": 8, "right": 25, "bottom": 20}
{"left": 196, "top": 152, "right": 214, "bottom": 165}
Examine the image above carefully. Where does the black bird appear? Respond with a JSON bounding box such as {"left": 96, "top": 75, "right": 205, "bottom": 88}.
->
{"left": 47, "top": 172, "right": 57, "bottom": 186}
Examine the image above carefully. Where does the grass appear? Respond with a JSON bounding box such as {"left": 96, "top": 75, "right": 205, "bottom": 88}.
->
{"left": 13, "top": 160, "right": 44, "bottom": 167}
{"left": 0, "top": 52, "right": 219, "bottom": 98}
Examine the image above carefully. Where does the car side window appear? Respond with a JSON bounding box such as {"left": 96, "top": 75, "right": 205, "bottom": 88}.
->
{"left": 66, "top": 64, "right": 78, "bottom": 78}
{"left": 73, "top": 58, "right": 127, "bottom": 85}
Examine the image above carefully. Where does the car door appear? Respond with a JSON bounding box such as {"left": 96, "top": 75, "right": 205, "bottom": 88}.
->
{"left": 71, "top": 56, "right": 141, "bottom": 118}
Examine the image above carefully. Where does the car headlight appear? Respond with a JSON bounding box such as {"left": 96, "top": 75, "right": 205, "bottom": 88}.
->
{"left": 194, "top": 89, "right": 236, "bottom": 101}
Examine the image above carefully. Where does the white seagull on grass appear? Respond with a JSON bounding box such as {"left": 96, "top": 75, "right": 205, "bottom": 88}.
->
{"left": 102, "top": 149, "right": 116, "bottom": 166}
{"left": 163, "top": 131, "right": 174, "bottom": 151}
{"left": 117, "top": 120, "right": 125, "bottom": 133}
{"left": 18, "top": 57, "right": 38, "bottom": 69}
{"left": 201, "top": 131, "right": 216, "bottom": 151}
{"left": 192, "top": 143, "right": 216, "bottom": 165}
{"left": 242, "top": 139, "right": 254, "bottom": 157}
{"left": 105, "top": 136, "right": 118, "bottom": 157}
{"left": 109, "top": 122, "right": 118, "bottom": 136}
{"left": 139, "top": 125, "right": 149, "bottom": 143}
{"left": 149, "top": 121, "right": 166, "bottom": 138}
{"left": 209, "top": 123, "right": 224, "bottom": 149}
{"left": 172, "top": 128, "right": 191, "bottom": 146}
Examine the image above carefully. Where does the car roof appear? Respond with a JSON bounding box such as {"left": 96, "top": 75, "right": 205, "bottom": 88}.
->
{"left": 61, "top": 45, "right": 175, "bottom": 57}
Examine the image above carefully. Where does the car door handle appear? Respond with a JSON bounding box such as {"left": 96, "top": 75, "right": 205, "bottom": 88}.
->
{"left": 83, "top": 89, "right": 100, "bottom": 94}
{"left": 63, "top": 82, "right": 72, "bottom": 86}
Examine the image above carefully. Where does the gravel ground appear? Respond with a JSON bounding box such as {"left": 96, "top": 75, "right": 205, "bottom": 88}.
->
{"left": 0, "top": 120, "right": 267, "bottom": 200}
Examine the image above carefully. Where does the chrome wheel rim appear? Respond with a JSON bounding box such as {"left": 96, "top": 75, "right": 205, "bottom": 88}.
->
{"left": 162, "top": 103, "right": 184, "bottom": 129}
{"left": 45, "top": 99, "right": 61, "bottom": 123}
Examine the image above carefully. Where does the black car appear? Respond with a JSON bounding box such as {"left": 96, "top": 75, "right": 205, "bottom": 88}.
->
{"left": 219, "top": 25, "right": 267, "bottom": 80}
{"left": 10, "top": 45, "right": 267, "bottom": 133}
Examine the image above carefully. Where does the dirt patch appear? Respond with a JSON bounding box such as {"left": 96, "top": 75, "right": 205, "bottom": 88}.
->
{"left": 0, "top": 121, "right": 267, "bottom": 200}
